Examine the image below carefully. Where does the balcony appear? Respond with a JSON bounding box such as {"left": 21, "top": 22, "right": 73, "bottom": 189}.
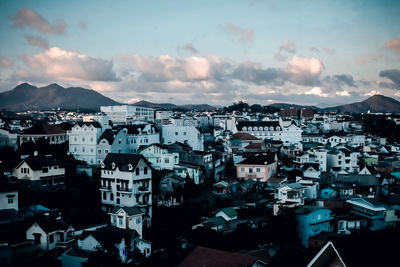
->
{"left": 100, "top": 185, "right": 112, "bottom": 191}
{"left": 57, "top": 237, "right": 75, "bottom": 249}
{"left": 118, "top": 187, "right": 132, "bottom": 192}
{"left": 138, "top": 186, "right": 150, "bottom": 192}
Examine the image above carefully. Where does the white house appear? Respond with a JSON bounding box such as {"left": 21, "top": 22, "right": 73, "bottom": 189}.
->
{"left": 276, "top": 183, "right": 306, "bottom": 205}
{"left": 327, "top": 147, "right": 360, "bottom": 173}
{"left": 100, "top": 153, "right": 152, "bottom": 217}
{"left": 68, "top": 120, "right": 107, "bottom": 165}
{"left": 0, "top": 179, "right": 18, "bottom": 211}
{"left": 235, "top": 120, "right": 302, "bottom": 144}
{"left": 13, "top": 154, "right": 66, "bottom": 190}
{"left": 97, "top": 128, "right": 130, "bottom": 163}
{"left": 119, "top": 124, "right": 160, "bottom": 153}
{"left": 138, "top": 144, "right": 179, "bottom": 170}
{"left": 161, "top": 124, "right": 204, "bottom": 151}
{"left": 26, "top": 215, "right": 75, "bottom": 251}
{"left": 108, "top": 206, "right": 145, "bottom": 237}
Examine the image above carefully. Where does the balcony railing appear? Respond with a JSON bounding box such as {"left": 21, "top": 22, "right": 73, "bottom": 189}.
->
{"left": 118, "top": 187, "right": 132, "bottom": 192}
{"left": 100, "top": 185, "right": 112, "bottom": 191}
{"left": 138, "top": 186, "right": 149, "bottom": 192}
{"left": 57, "top": 238, "right": 75, "bottom": 249}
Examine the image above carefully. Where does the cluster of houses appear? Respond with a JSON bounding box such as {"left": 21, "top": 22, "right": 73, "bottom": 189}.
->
{"left": 1, "top": 104, "right": 400, "bottom": 265}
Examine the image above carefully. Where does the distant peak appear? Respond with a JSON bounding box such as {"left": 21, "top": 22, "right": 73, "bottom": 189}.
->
{"left": 45, "top": 83, "right": 64, "bottom": 89}
{"left": 13, "top": 82, "right": 36, "bottom": 90}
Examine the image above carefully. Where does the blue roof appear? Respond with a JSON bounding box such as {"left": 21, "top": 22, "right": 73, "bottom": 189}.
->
{"left": 391, "top": 172, "right": 400, "bottom": 179}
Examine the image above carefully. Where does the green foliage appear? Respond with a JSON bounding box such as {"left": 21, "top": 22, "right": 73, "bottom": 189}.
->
{"left": 362, "top": 115, "right": 400, "bottom": 142}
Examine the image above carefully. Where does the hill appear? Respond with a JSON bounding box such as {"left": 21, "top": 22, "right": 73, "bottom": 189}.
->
{"left": 0, "top": 83, "right": 120, "bottom": 111}
{"left": 323, "top": 95, "right": 400, "bottom": 113}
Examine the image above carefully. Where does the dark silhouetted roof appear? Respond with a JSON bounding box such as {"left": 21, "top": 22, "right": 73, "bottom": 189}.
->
{"left": 178, "top": 246, "right": 258, "bottom": 267}
{"left": 99, "top": 129, "right": 120, "bottom": 144}
{"left": 16, "top": 155, "right": 64, "bottom": 170}
{"left": 237, "top": 153, "right": 276, "bottom": 165}
{"left": 75, "top": 121, "right": 102, "bottom": 128}
{"left": 110, "top": 206, "right": 145, "bottom": 216}
{"left": 102, "top": 153, "right": 149, "bottom": 172}
{"left": 231, "top": 132, "right": 260, "bottom": 141}
{"left": 22, "top": 124, "right": 67, "bottom": 135}
{"left": 34, "top": 215, "right": 72, "bottom": 233}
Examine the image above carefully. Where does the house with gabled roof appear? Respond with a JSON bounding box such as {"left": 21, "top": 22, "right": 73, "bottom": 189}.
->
{"left": 100, "top": 153, "right": 152, "bottom": 217}
{"left": 108, "top": 206, "right": 145, "bottom": 237}
{"left": 13, "top": 154, "right": 66, "bottom": 191}
{"left": 236, "top": 153, "right": 277, "bottom": 182}
{"left": 138, "top": 143, "right": 179, "bottom": 170}
{"left": 26, "top": 214, "right": 75, "bottom": 251}
{"left": 19, "top": 123, "right": 71, "bottom": 146}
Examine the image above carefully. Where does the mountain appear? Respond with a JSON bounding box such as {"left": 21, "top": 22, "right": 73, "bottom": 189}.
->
{"left": 323, "top": 95, "right": 400, "bottom": 113}
{"left": 0, "top": 83, "right": 120, "bottom": 111}
{"left": 268, "top": 103, "right": 320, "bottom": 110}
{"left": 132, "top": 100, "right": 176, "bottom": 109}
{"left": 179, "top": 104, "right": 217, "bottom": 111}
{"left": 132, "top": 101, "right": 216, "bottom": 111}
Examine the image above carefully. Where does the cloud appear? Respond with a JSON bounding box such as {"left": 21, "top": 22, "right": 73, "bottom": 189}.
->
{"left": 324, "top": 74, "right": 356, "bottom": 87}
{"left": 305, "top": 87, "right": 328, "bottom": 97}
{"left": 285, "top": 56, "right": 324, "bottom": 86}
{"left": 19, "top": 47, "right": 118, "bottom": 82}
{"left": 309, "top": 47, "right": 320, "bottom": 53}
{"left": 11, "top": 8, "right": 67, "bottom": 35}
{"left": 232, "top": 56, "right": 323, "bottom": 86}
{"left": 385, "top": 38, "right": 400, "bottom": 54}
{"left": 336, "top": 90, "right": 350, "bottom": 96}
{"left": 0, "top": 56, "right": 13, "bottom": 68}
{"left": 182, "top": 43, "right": 198, "bottom": 54}
{"left": 364, "top": 90, "right": 381, "bottom": 96}
{"left": 279, "top": 40, "right": 296, "bottom": 53}
{"left": 379, "top": 69, "right": 400, "bottom": 89}
{"left": 115, "top": 54, "right": 230, "bottom": 83}
{"left": 78, "top": 21, "right": 88, "bottom": 31}
{"left": 24, "top": 35, "right": 49, "bottom": 49}
{"left": 224, "top": 24, "right": 254, "bottom": 43}
{"left": 357, "top": 54, "right": 384, "bottom": 64}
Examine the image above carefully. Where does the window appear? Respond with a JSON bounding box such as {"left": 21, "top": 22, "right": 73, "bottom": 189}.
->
{"left": 105, "top": 149, "right": 109, "bottom": 154}
{"left": 249, "top": 168, "right": 253, "bottom": 173}
{"left": 91, "top": 148, "right": 93, "bottom": 153}
{"left": 98, "top": 149, "right": 102, "bottom": 154}
{"left": 136, "top": 217, "right": 141, "bottom": 224}
{"left": 8, "top": 198, "right": 13, "bottom": 204}
{"left": 165, "top": 158, "right": 169, "bottom": 164}
{"left": 256, "top": 168, "right": 261, "bottom": 172}
{"left": 103, "top": 192, "right": 107, "bottom": 200}
{"left": 49, "top": 234, "right": 54, "bottom": 243}
{"left": 110, "top": 193, "right": 114, "bottom": 201}
{"left": 118, "top": 139, "right": 121, "bottom": 144}
{"left": 117, "top": 198, "right": 120, "bottom": 204}
{"left": 118, "top": 216, "right": 123, "bottom": 225}
{"left": 82, "top": 147, "right": 85, "bottom": 152}
{"left": 175, "top": 132, "right": 178, "bottom": 136}
{"left": 82, "top": 137, "right": 85, "bottom": 142}
{"left": 183, "top": 132, "right": 187, "bottom": 136}
{"left": 144, "top": 167, "right": 148, "bottom": 175}
{"left": 136, "top": 168, "right": 140, "bottom": 175}
{"left": 241, "top": 168, "right": 245, "bottom": 172}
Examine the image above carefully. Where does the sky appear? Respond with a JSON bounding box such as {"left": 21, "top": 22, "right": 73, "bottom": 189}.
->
{"left": 0, "top": 0, "right": 400, "bottom": 107}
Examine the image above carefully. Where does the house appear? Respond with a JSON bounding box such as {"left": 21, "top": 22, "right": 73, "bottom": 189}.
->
{"left": 0, "top": 178, "right": 18, "bottom": 211}
{"left": 216, "top": 207, "right": 239, "bottom": 221}
{"left": 96, "top": 128, "right": 129, "bottom": 163}
{"left": 13, "top": 154, "right": 66, "bottom": 190}
{"left": 100, "top": 153, "right": 152, "bottom": 217}
{"left": 26, "top": 214, "right": 75, "bottom": 251}
{"left": 108, "top": 206, "right": 145, "bottom": 236}
{"left": 327, "top": 147, "right": 360, "bottom": 173}
{"left": 68, "top": 118, "right": 109, "bottom": 165}
{"left": 235, "top": 120, "right": 302, "bottom": 144}
{"left": 229, "top": 132, "right": 261, "bottom": 151}
{"left": 161, "top": 124, "right": 204, "bottom": 151}
{"left": 159, "top": 174, "right": 185, "bottom": 195}
{"left": 295, "top": 206, "right": 333, "bottom": 247}
{"left": 337, "top": 214, "right": 368, "bottom": 234}
{"left": 346, "top": 198, "right": 397, "bottom": 230}
{"left": 19, "top": 123, "right": 70, "bottom": 146}
{"left": 236, "top": 153, "right": 277, "bottom": 182}
{"left": 138, "top": 143, "right": 179, "bottom": 170}
{"left": 276, "top": 183, "right": 307, "bottom": 205}
{"left": 173, "top": 162, "right": 203, "bottom": 185}
{"left": 115, "top": 124, "right": 160, "bottom": 153}
{"left": 77, "top": 226, "right": 140, "bottom": 263}
{"left": 306, "top": 241, "right": 346, "bottom": 267}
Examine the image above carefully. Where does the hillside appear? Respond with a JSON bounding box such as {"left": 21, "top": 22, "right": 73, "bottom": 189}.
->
{"left": 323, "top": 95, "right": 400, "bottom": 113}
{"left": 0, "top": 83, "right": 120, "bottom": 111}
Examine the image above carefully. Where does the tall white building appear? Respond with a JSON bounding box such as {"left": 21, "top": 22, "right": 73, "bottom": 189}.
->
{"left": 100, "top": 153, "right": 152, "bottom": 217}
{"left": 100, "top": 105, "right": 155, "bottom": 124}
